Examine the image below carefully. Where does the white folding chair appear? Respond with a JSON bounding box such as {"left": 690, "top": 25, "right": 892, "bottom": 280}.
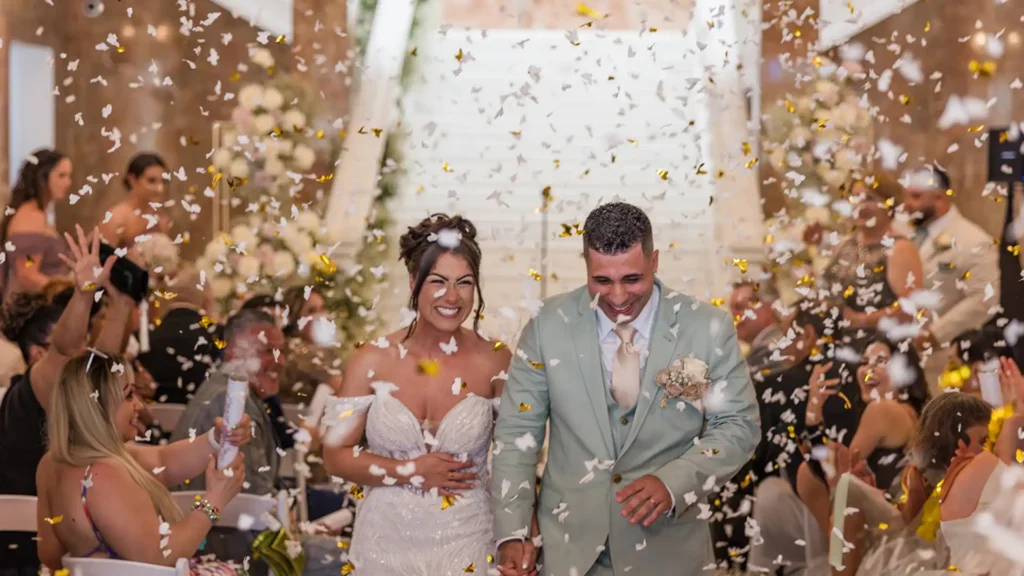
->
{"left": 146, "top": 403, "right": 186, "bottom": 431}
{"left": 61, "top": 555, "right": 189, "bottom": 576}
{"left": 0, "top": 494, "right": 37, "bottom": 532}
{"left": 171, "top": 491, "right": 278, "bottom": 531}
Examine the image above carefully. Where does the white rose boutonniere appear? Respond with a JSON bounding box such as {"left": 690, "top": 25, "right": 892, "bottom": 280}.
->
{"left": 934, "top": 232, "right": 953, "bottom": 252}
{"left": 654, "top": 356, "right": 710, "bottom": 409}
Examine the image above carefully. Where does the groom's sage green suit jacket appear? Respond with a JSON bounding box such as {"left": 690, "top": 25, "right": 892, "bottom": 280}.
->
{"left": 491, "top": 280, "right": 760, "bottom": 575}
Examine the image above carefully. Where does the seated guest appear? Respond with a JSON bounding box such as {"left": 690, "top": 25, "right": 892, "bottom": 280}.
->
{"left": 280, "top": 285, "right": 342, "bottom": 403}
{"left": 137, "top": 269, "right": 219, "bottom": 404}
{"left": 0, "top": 227, "right": 130, "bottom": 573}
{"left": 171, "top": 309, "right": 343, "bottom": 575}
{"left": 35, "top": 351, "right": 250, "bottom": 572}
{"left": 729, "top": 278, "right": 785, "bottom": 377}
{"left": 171, "top": 309, "right": 287, "bottom": 494}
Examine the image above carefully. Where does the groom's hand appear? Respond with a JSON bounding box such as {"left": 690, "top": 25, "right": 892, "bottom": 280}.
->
{"left": 497, "top": 540, "right": 538, "bottom": 576}
{"left": 616, "top": 475, "right": 673, "bottom": 527}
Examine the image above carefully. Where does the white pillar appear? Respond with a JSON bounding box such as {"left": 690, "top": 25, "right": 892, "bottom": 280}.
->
{"left": 325, "top": 0, "right": 418, "bottom": 251}
{"left": 696, "top": 0, "right": 768, "bottom": 294}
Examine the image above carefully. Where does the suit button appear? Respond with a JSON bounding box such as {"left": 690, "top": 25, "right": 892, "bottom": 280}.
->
{"left": 612, "top": 474, "right": 622, "bottom": 484}
{"left": 619, "top": 416, "right": 629, "bottom": 426}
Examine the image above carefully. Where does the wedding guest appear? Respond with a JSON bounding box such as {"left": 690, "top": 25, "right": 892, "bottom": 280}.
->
{"left": 0, "top": 149, "right": 73, "bottom": 295}
{"left": 729, "top": 278, "right": 785, "bottom": 377}
{"left": 137, "top": 269, "right": 218, "bottom": 404}
{"left": 0, "top": 227, "right": 128, "bottom": 574}
{"left": 280, "top": 285, "right": 341, "bottom": 403}
{"left": 821, "top": 174, "right": 924, "bottom": 352}
{"left": 171, "top": 309, "right": 285, "bottom": 494}
{"left": 903, "top": 167, "right": 1000, "bottom": 389}
{"left": 35, "top": 350, "right": 249, "bottom": 573}
{"left": 98, "top": 152, "right": 170, "bottom": 249}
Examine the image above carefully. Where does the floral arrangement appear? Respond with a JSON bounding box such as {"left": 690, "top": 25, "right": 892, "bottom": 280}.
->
{"left": 196, "top": 209, "right": 342, "bottom": 314}
{"left": 655, "top": 356, "right": 710, "bottom": 409}
{"left": 761, "top": 57, "right": 875, "bottom": 304}
{"left": 131, "top": 232, "right": 181, "bottom": 279}
{"left": 210, "top": 47, "right": 325, "bottom": 204}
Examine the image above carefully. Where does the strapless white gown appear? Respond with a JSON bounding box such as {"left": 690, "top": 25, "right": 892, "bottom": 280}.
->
{"left": 325, "top": 382, "right": 498, "bottom": 576}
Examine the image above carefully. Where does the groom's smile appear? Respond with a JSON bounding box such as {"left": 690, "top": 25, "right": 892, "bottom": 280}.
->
{"left": 585, "top": 243, "right": 659, "bottom": 323}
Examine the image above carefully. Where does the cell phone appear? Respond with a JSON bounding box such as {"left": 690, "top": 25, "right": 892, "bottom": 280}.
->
{"left": 98, "top": 243, "right": 149, "bottom": 303}
{"left": 978, "top": 367, "right": 1003, "bottom": 408}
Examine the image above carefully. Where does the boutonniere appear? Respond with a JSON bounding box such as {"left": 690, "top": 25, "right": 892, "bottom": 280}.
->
{"left": 655, "top": 356, "right": 710, "bottom": 408}
{"left": 934, "top": 232, "right": 953, "bottom": 252}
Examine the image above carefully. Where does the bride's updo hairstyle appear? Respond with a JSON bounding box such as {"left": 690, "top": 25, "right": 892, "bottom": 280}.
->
{"left": 399, "top": 214, "right": 484, "bottom": 340}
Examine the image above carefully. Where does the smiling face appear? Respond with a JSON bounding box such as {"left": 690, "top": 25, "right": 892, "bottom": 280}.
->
{"left": 130, "top": 164, "right": 167, "bottom": 203}
{"left": 413, "top": 251, "right": 476, "bottom": 334}
{"left": 857, "top": 341, "right": 894, "bottom": 401}
{"left": 585, "top": 243, "right": 658, "bottom": 323}
{"left": 113, "top": 379, "right": 142, "bottom": 442}
{"left": 730, "top": 284, "right": 772, "bottom": 344}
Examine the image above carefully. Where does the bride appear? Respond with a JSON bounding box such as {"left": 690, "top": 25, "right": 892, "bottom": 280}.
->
{"left": 323, "top": 214, "right": 516, "bottom": 575}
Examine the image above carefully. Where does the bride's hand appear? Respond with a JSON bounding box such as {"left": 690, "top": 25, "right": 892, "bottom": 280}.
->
{"left": 412, "top": 452, "right": 475, "bottom": 497}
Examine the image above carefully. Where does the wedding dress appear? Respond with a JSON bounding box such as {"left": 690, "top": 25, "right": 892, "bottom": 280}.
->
{"left": 325, "top": 382, "right": 499, "bottom": 576}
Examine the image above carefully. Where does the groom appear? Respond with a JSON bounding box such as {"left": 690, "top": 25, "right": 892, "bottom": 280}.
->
{"left": 492, "top": 202, "right": 759, "bottom": 575}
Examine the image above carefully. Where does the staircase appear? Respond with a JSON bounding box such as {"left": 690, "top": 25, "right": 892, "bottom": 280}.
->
{"left": 818, "top": 0, "right": 923, "bottom": 50}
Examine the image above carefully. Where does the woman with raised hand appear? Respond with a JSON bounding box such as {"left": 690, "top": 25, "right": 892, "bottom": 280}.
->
{"left": 36, "top": 350, "right": 251, "bottom": 574}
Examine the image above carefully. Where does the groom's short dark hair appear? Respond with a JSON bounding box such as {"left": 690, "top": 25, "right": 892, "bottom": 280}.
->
{"left": 582, "top": 202, "right": 653, "bottom": 257}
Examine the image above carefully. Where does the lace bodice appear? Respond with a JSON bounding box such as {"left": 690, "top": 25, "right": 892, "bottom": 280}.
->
{"left": 323, "top": 382, "right": 500, "bottom": 576}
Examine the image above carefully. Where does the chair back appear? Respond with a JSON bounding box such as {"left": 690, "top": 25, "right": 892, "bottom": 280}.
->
{"left": 146, "top": 403, "right": 186, "bottom": 431}
{"left": 0, "top": 494, "right": 37, "bottom": 532}
{"left": 171, "top": 491, "right": 277, "bottom": 531}
{"left": 61, "top": 555, "right": 189, "bottom": 576}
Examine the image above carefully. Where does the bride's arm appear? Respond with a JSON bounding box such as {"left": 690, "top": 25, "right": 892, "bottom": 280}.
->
{"left": 323, "top": 346, "right": 416, "bottom": 487}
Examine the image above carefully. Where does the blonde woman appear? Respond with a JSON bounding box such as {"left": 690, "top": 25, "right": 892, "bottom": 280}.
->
{"left": 36, "top": 351, "right": 252, "bottom": 573}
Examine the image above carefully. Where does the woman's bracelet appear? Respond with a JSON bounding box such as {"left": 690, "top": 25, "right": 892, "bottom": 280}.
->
{"left": 192, "top": 495, "right": 220, "bottom": 523}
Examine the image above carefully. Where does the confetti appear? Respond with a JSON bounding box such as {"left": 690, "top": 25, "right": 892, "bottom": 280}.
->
{"left": 45, "top": 515, "right": 63, "bottom": 525}
{"left": 418, "top": 359, "right": 440, "bottom": 376}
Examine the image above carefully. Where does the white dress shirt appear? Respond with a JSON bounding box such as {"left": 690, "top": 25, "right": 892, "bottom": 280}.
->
{"left": 595, "top": 284, "right": 661, "bottom": 386}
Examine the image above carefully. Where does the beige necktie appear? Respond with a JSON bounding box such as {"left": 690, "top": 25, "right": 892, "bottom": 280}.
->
{"left": 611, "top": 324, "right": 641, "bottom": 411}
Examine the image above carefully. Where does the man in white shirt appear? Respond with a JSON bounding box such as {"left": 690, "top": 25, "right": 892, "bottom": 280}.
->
{"left": 902, "top": 167, "right": 1000, "bottom": 389}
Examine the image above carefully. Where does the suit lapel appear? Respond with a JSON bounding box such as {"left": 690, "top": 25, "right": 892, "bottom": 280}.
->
{"left": 620, "top": 281, "right": 680, "bottom": 456}
{"left": 570, "top": 290, "right": 615, "bottom": 459}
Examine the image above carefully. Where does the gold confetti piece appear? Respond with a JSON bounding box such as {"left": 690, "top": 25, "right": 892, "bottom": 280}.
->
{"left": 418, "top": 359, "right": 440, "bottom": 376}
{"left": 529, "top": 269, "right": 542, "bottom": 281}
{"left": 316, "top": 173, "right": 334, "bottom": 183}
{"left": 1009, "top": 245, "right": 1021, "bottom": 257}
{"left": 741, "top": 142, "right": 751, "bottom": 155}
{"left": 229, "top": 71, "right": 241, "bottom": 82}
{"left": 668, "top": 241, "right": 678, "bottom": 249}
{"left": 441, "top": 495, "right": 456, "bottom": 510}
{"left": 336, "top": 540, "right": 350, "bottom": 549}
{"left": 1017, "top": 449, "right": 1024, "bottom": 463}
{"left": 838, "top": 392, "right": 853, "bottom": 410}
{"left": 357, "top": 126, "right": 368, "bottom": 134}
{"left": 214, "top": 338, "right": 227, "bottom": 350}
{"left": 843, "top": 285, "right": 855, "bottom": 299}
{"left": 315, "top": 129, "right": 325, "bottom": 139}
{"left": 55, "top": 571, "right": 68, "bottom": 576}
{"left": 610, "top": 154, "right": 616, "bottom": 163}
{"left": 349, "top": 485, "right": 365, "bottom": 500}
{"left": 455, "top": 48, "right": 464, "bottom": 61}
{"left": 338, "top": 129, "right": 347, "bottom": 138}
{"left": 744, "top": 158, "right": 758, "bottom": 169}
{"left": 560, "top": 223, "right": 574, "bottom": 237}
{"left": 784, "top": 99, "right": 795, "bottom": 113}
{"left": 899, "top": 94, "right": 912, "bottom": 105}
{"left": 657, "top": 170, "right": 669, "bottom": 181}
{"left": 710, "top": 297, "right": 725, "bottom": 307}
{"left": 732, "top": 258, "right": 748, "bottom": 273}
{"left": 275, "top": 35, "right": 287, "bottom": 43}
{"left": 511, "top": 130, "right": 521, "bottom": 137}
{"left": 341, "top": 563, "right": 354, "bottom": 575}
{"left": 528, "top": 361, "right": 545, "bottom": 370}
{"left": 961, "top": 270, "right": 972, "bottom": 280}
{"left": 817, "top": 119, "right": 828, "bottom": 130}
{"left": 969, "top": 60, "right": 997, "bottom": 77}
{"left": 45, "top": 515, "right": 63, "bottom": 525}
{"left": 416, "top": 185, "right": 424, "bottom": 194}
{"left": 442, "top": 162, "right": 453, "bottom": 172}
{"left": 519, "top": 402, "right": 532, "bottom": 412}
{"left": 695, "top": 163, "right": 707, "bottom": 175}
{"left": 487, "top": 555, "right": 495, "bottom": 564}
{"left": 969, "top": 124, "right": 987, "bottom": 133}
{"left": 924, "top": 21, "right": 931, "bottom": 32}
{"left": 575, "top": 2, "right": 604, "bottom": 18}
{"left": 879, "top": 522, "right": 889, "bottom": 530}
{"left": 410, "top": 47, "right": 418, "bottom": 56}
{"left": 627, "top": 139, "right": 638, "bottom": 146}
{"left": 847, "top": 1, "right": 854, "bottom": 13}
{"left": 794, "top": 28, "right": 802, "bottom": 38}
{"left": 493, "top": 340, "right": 507, "bottom": 352}
{"left": 463, "top": 563, "right": 476, "bottom": 573}
{"left": 554, "top": 159, "right": 561, "bottom": 168}
{"left": 116, "top": 46, "right": 126, "bottom": 53}
{"left": 649, "top": 27, "right": 658, "bottom": 32}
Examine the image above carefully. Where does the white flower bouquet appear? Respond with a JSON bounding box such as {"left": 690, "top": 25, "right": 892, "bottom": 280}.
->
{"left": 211, "top": 48, "right": 326, "bottom": 203}
{"left": 196, "top": 210, "right": 344, "bottom": 315}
